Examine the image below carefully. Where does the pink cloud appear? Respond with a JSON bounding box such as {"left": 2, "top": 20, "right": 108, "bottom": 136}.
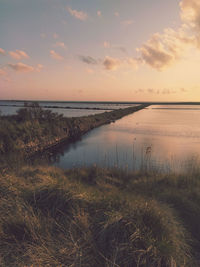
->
{"left": 50, "top": 50, "right": 64, "bottom": 60}
{"left": 9, "top": 50, "right": 29, "bottom": 60}
{"left": 8, "top": 62, "right": 34, "bottom": 72}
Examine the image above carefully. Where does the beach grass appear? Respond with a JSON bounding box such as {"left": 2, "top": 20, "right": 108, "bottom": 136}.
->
{"left": 0, "top": 165, "right": 199, "bottom": 266}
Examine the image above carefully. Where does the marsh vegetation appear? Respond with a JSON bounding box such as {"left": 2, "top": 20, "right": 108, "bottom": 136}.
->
{"left": 0, "top": 165, "right": 200, "bottom": 266}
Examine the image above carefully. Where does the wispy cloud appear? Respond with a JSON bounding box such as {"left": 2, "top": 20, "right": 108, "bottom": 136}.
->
{"left": 0, "top": 48, "right": 6, "bottom": 55}
{"left": 68, "top": 7, "right": 88, "bottom": 21}
{"left": 9, "top": 50, "right": 29, "bottom": 60}
{"left": 79, "top": 55, "right": 98, "bottom": 65}
{"left": 135, "top": 88, "right": 176, "bottom": 94}
{"left": 7, "top": 62, "right": 43, "bottom": 73}
{"left": 79, "top": 54, "right": 140, "bottom": 71}
{"left": 8, "top": 62, "right": 34, "bottom": 72}
{"left": 50, "top": 50, "right": 64, "bottom": 60}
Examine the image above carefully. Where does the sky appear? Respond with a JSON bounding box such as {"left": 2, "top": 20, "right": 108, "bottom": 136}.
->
{"left": 0, "top": 0, "right": 200, "bottom": 101}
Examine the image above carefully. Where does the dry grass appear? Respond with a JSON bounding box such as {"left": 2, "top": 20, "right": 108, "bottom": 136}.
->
{"left": 0, "top": 165, "right": 199, "bottom": 266}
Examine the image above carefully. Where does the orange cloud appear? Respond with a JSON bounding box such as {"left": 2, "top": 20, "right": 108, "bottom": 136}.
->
{"left": 8, "top": 62, "right": 34, "bottom": 72}
{"left": 180, "top": 0, "right": 200, "bottom": 46}
{"left": 9, "top": 50, "right": 29, "bottom": 60}
{"left": 137, "top": 0, "right": 200, "bottom": 71}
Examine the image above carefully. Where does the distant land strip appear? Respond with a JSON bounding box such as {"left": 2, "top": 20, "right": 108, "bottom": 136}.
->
{"left": 0, "top": 103, "right": 113, "bottom": 111}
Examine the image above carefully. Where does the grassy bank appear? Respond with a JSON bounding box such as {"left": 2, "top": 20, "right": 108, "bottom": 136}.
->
{"left": 0, "top": 103, "right": 148, "bottom": 158}
{"left": 0, "top": 165, "right": 200, "bottom": 266}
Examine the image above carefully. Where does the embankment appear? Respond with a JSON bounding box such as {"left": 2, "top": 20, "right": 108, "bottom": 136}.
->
{"left": 0, "top": 104, "right": 148, "bottom": 158}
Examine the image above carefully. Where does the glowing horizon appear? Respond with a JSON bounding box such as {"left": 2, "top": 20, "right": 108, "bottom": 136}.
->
{"left": 0, "top": 0, "right": 200, "bottom": 102}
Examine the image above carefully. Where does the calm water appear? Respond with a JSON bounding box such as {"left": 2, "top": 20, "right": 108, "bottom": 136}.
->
{"left": 3, "top": 102, "right": 200, "bottom": 172}
{"left": 37, "top": 105, "right": 200, "bottom": 173}
{"left": 0, "top": 101, "right": 137, "bottom": 117}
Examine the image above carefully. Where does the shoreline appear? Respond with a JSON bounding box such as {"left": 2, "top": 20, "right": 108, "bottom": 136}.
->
{"left": 24, "top": 104, "right": 149, "bottom": 157}
{"left": 0, "top": 104, "right": 149, "bottom": 163}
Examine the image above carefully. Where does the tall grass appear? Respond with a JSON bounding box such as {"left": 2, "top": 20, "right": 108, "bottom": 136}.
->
{"left": 1, "top": 165, "right": 200, "bottom": 266}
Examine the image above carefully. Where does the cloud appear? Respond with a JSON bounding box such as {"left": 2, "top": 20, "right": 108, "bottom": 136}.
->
{"left": 126, "top": 57, "right": 141, "bottom": 69}
{"left": 138, "top": 27, "right": 195, "bottom": 70}
{"left": 68, "top": 7, "right": 88, "bottom": 21}
{"left": 148, "top": 88, "right": 154, "bottom": 93}
{"left": 53, "top": 42, "right": 67, "bottom": 48}
{"left": 121, "top": 20, "right": 134, "bottom": 26}
{"left": 138, "top": 33, "right": 176, "bottom": 70}
{"left": 79, "top": 55, "right": 98, "bottom": 65}
{"left": 114, "top": 12, "right": 119, "bottom": 17}
{"left": 137, "top": 0, "right": 200, "bottom": 71}
{"left": 103, "top": 56, "right": 121, "bottom": 70}
{"left": 50, "top": 50, "right": 64, "bottom": 60}
{"left": 0, "top": 48, "right": 5, "bottom": 55}
{"left": 35, "top": 64, "right": 44, "bottom": 72}
{"left": 79, "top": 54, "right": 140, "bottom": 71}
{"left": 9, "top": 50, "right": 29, "bottom": 60}
{"left": 0, "top": 69, "right": 7, "bottom": 76}
{"left": 135, "top": 88, "right": 176, "bottom": 94}
{"left": 180, "top": 0, "right": 200, "bottom": 46}
{"left": 97, "top": 10, "right": 102, "bottom": 17}
{"left": 8, "top": 62, "right": 34, "bottom": 72}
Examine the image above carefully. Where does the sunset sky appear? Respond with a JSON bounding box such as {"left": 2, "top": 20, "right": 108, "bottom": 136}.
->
{"left": 0, "top": 0, "right": 200, "bottom": 101}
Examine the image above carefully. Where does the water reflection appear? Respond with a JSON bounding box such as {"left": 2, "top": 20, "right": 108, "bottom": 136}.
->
{"left": 28, "top": 105, "right": 199, "bottom": 173}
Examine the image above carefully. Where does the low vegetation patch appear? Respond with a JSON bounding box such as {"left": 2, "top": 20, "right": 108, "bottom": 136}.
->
{"left": 0, "top": 165, "right": 199, "bottom": 266}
